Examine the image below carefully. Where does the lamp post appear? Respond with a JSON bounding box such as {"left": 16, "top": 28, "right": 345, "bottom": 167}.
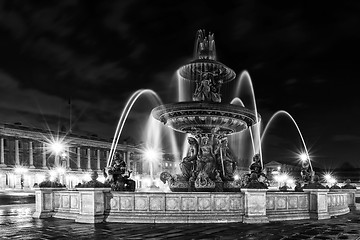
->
{"left": 50, "top": 141, "right": 68, "bottom": 185}
{"left": 143, "top": 147, "right": 160, "bottom": 188}
{"left": 14, "top": 166, "right": 28, "bottom": 189}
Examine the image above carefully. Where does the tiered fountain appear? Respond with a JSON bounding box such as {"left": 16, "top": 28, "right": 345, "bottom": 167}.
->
{"left": 33, "top": 30, "right": 356, "bottom": 224}
{"left": 153, "top": 30, "right": 261, "bottom": 192}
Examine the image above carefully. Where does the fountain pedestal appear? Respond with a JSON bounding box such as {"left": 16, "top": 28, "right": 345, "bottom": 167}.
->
{"left": 303, "top": 189, "right": 330, "bottom": 220}
{"left": 75, "top": 188, "right": 111, "bottom": 223}
{"left": 33, "top": 187, "right": 66, "bottom": 219}
{"left": 330, "top": 188, "right": 357, "bottom": 211}
{"left": 241, "top": 188, "right": 269, "bottom": 223}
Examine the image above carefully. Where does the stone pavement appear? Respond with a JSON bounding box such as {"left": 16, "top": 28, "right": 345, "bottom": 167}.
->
{"left": 0, "top": 204, "right": 360, "bottom": 240}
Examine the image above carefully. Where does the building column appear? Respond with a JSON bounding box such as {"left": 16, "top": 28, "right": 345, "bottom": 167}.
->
{"left": 54, "top": 154, "right": 59, "bottom": 166}
{"left": 106, "top": 150, "right": 109, "bottom": 167}
{"left": 65, "top": 146, "right": 70, "bottom": 170}
{"left": 127, "top": 151, "right": 131, "bottom": 169}
{"left": 42, "top": 143, "right": 47, "bottom": 169}
{"left": 87, "top": 148, "right": 91, "bottom": 170}
{"left": 15, "top": 139, "right": 20, "bottom": 165}
{"left": 0, "top": 138, "right": 6, "bottom": 167}
{"left": 77, "top": 147, "right": 81, "bottom": 170}
{"left": 29, "top": 141, "right": 35, "bottom": 168}
{"left": 97, "top": 149, "right": 101, "bottom": 170}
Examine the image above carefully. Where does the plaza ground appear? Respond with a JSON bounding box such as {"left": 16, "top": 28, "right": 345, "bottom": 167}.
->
{"left": 0, "top": 203, "right": 360, "bottom": 239}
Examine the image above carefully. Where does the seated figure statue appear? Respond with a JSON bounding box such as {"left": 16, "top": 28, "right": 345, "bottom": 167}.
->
{"left": 249, "top": 153, "right": 262, "bottom": 177}
{"left": 180, "top": 137, "right": 199, "bottom": 180}
{"left": 105, "top": 153, "right": 135, "bottom": 191}
{"left": 300, "top": 160, "right": 312, "bottom": 183}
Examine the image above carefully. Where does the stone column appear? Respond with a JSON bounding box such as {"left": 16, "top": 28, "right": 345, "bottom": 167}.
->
{"left": 122, "top": 151, "right": 126, "bottom": 163}
{"left": 66, "top": 146, "right": 70, "bottom": 170}
{"left": 106, "top": 151, "right": 109, "bottom": 166}
{"left": 0, "top": 138, "right": 6, "bottom": 167}
{"left": 77, "top": 147, "right": 81, "bottom": 170}
{"left": 241, "top": 188, "right": 269, "bottom": 223}
{"left": 29, "top": 141, "right": 35, "bottom": 168}
{"left": 96, "top": 149, "right": 101, "bottom": 170}
{"left": 42, "top": 143, "right": 47, "bottom": 169}
{"left": 54, "top": 155, "right": 59, "bottom": 166}
{"left": 15, "top": 139, "right": 20, "bottom": 165}
{"left": 303, "top": 189, "right": 330, "bottom": 220}
{"left": 87, "top": 148, "right": 91, "bottom": 170}
{"left": 127, "top": 151, "right": 131, "bottom": 169}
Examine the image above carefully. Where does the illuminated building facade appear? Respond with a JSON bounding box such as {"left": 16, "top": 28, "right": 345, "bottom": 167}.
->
{"left": 0, "top": 123, "right": 140, "bottom": 189}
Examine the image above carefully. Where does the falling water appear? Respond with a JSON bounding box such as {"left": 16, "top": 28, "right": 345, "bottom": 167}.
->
{"left": 261, "top": 110, "right": 313, "bottom": 171}
{"left": 230, "top": 97, "right": 245, "bottom": 107}
{"left": 107, "top": 89, "right": 162, "bottom": 167}
{"left": 233, "top": 70, "right": 263, "bottom": 167}
{"left": 177, "top": 70, "right": 191, "bottom": 102}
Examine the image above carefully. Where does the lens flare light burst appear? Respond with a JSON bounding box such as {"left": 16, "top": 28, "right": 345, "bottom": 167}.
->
{"left": 42, "top": 133, "right": 70, "bottom": 157}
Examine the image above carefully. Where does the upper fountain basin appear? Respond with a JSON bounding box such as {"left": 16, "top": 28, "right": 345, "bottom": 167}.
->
{"left": 152, "top": 101, "right": 260, "bottom": 136}
{"left": 178, "top": 59, "right": 236, "bottom": 83}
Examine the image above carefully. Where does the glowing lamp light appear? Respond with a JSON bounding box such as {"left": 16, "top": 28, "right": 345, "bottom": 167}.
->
{"left": 143, "top": 147, "right": 160, "bottom": 162}
{"left": 324, "top": 174, "right": 332, "bottom": 182}
{"left": 55, "top": 167, "right": 66, "bottom": 175}
{"left": 234, "top": 174, "right": 240, "bottom": 181}
{"left": 143, "top": 177, "right": 152, "bottom": 187}
{"left": 14, "top": 166, "right": 28, "bottom": 174}
{"left": 60, "top": 152, "right": 67, "bottom": 158}
{"left": 50, "top": 141, "right": 65, "bottom": 155}
{"left": 83, "top": 173, "right": 91, "bottom": 182}
{"left": 97, "top": 175, "right": 105, "bottom": 183}
{"left": 286, "top": 177, "right": 294, "bottom": 186}
{"left": 49, "top": 170, "right": 57, "bottom": 181}
{"left": 324, "top": 173, "right": 337, "bottom": 185}
{"left": 299, "top": 153, "right": 308, "bottom": 162}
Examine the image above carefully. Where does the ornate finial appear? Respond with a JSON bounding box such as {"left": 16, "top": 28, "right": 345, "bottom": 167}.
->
{"left": 194, "top": 29, "right": 216, "bottom": 60}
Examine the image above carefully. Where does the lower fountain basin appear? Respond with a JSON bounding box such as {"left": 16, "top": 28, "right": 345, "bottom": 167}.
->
{"left": 33, "top": 188, "right": 355, "bottom": 224}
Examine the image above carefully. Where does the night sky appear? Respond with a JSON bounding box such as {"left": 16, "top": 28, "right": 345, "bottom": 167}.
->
{"left": 0, "top": 0, "right": 360, "bottom": 169}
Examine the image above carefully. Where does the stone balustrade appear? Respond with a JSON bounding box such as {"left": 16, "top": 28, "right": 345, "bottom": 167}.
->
{"left": 33, "top": 188, "right": 357, "bottom": 224}
{"left": 105, "top": 192, "right": 245, "bottom": 223}
{"left": 266, "top": 192, "right": 310, "bottom": 221}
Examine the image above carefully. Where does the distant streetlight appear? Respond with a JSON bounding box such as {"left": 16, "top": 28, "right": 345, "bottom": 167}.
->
{"left": 324, "top": 173, "right": 336, "bottom": 186}
{"left": 14, "top": 166, "right": 28, "bottom": 189}
{"left": 50, "top": 141, "right": 65, "bottom": 156}
{"left": 299, "top": 153, "right": 308, "bottom": 162}
{"left": 49, "top": 140, "right": 68, "bottom": 185}
{"left": 143, "top": 147, "right": 161, "bottom": 188}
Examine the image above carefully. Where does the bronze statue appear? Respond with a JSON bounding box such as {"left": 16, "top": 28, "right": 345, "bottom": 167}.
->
{"left": 214, "top": 138, "right": 236, "bottom": 181}
{"left": 180, "top": 137, "right": 199, "bottom": 180}
{"left": 300, "top": 159, "right": 312, "bottom": 183}
{"left": 104, "top": 152, "right": 135, "bottom": 191}
{"left": 249, "top": 153, "right": 262, "bottom": 177}
{"left": 196, "top": 135, "right": 216, "bottom": 177}
{"left": 193, "top": 72, "right": 221, "bottom": 102}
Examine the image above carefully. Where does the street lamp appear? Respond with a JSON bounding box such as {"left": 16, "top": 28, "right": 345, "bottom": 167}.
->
{"left": 324, "top": 173, "right": 337, "bottom": 187}
{"left": 143, "top": 147, "right": 161, "bottom": 188}
{"left": 14, "top": 166, "right": 28, "bottom": 189}
{"left": 49, "top": 140, "right": 68, "bottom": 185}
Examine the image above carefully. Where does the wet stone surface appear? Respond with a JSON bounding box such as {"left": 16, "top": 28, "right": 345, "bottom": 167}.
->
{"left": 0, "top": 204, "right": 360, "bottom": 239}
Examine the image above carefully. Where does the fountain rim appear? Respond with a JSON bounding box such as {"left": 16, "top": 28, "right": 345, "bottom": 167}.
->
{"left": 177, "top": 59, "right": 236, "bottom": 83}
{"left": 151, "top": 101, "right": 261, "bottom": 135}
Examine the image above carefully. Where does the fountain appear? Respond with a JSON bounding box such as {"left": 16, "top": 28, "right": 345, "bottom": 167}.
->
{"left": 33, "top": 30, "right": 357, "bottom": 224}
{"left": 153, "top": 30, "right": 260, "bottom": 192}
